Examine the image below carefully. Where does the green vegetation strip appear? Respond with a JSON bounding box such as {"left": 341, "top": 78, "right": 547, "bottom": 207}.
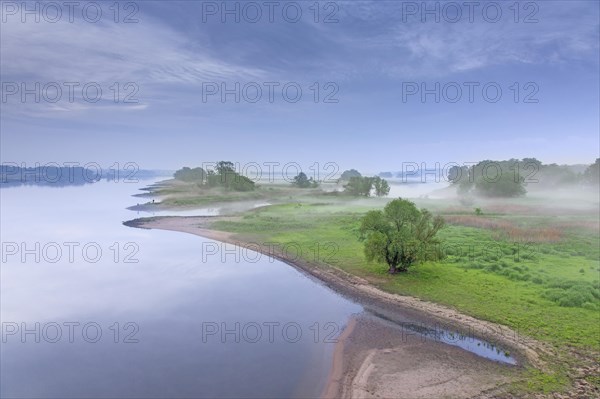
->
{"left": 212, "top": 202, "right": 599, "bottom": 351}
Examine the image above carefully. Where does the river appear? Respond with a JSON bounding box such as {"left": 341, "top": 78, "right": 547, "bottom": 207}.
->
{"left": 0, "top": 179, "right": 361, "bottom": 398}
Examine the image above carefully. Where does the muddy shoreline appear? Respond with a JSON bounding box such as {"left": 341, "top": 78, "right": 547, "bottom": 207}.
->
{"left": 124, "top": 216, "right": 553, "bottom": 398}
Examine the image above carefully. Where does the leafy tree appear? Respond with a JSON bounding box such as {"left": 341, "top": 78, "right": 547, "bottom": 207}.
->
{"left": 453, "top": 158, "right": 589, "bottom": 195}
{"left": 537, "top": 164, "right": 577, "bottom": 186}
{"left": 448, "top": 165, "right": 474, "bottom": 195}
{"left": 174, "top": 167, "right": 206, "bottom": 183}
{"left": 448, "top": 165, "right": 469, "bottom": 184}
{"left": 292, "top": 172, "right": 318, "bottom": 188}
{"left": 359, "top": 199, "right": 445, "bottom": 273}
{"left": 521, "top": 158, "right": 542, "bottom": 169}
{"left": 227, "top": 174, "right": 256, "bottom": 191}
{"left": 373, "top": 176, "right": 390, "bottom": 197}
{"left": 215, "top": 161, "right": 236, "bottom": 186}
{"left": 344, "top": 175, "right": 390, "bottom": 197}
{"left": 215, "top": 167, "right": 255, "bottom": 191}
{"left": 216, "top": 161, "right": 235, "bottom": 175}
{"left": 338, "top": 169, "right": 362, "bottom": 182}
{"left": 293, "top": 172, "right": 310, "bottom": 188}
{"left": 206, "top": 169, "right": 219, "bottom": 187}
{"left": 475, "top": 167, "right": 526, "bottom": 197}
{"left": 451, "top": 161, "right": 526, "bottom": 197}
{"left": 174, "top": 161, "right": 255, "bottom": 191}
{"left": 344, "top": 176, "right": 374, "bottom": 196}
{"left": 584, "top": 159, "right": 600, "bottom": 185}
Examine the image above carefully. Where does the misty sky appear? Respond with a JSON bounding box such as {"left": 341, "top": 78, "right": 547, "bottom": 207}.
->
{"left": 1, "top": 1, "right": 599, "bottom": 173}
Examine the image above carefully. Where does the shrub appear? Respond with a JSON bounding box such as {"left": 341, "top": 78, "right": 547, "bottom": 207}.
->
{"left": 542, "top": 282, "right": 600, "bottom": 308}
{"left": 557, "top": 288, "right": 596, "bottom": 307}
{"left": 485, "top": 264, "right": 501, "bottom": 272}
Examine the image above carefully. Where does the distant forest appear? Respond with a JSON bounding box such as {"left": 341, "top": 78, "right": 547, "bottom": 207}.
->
{"left": 0, "top": 165, "right": 167, "bottom": 187}
{"left": 377, "top": 158, "right": 599, "bottom": 197}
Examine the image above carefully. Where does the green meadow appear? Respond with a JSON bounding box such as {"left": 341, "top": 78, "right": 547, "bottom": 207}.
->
{"left": 211, "top": 200, "right": 599, "bottom": 352}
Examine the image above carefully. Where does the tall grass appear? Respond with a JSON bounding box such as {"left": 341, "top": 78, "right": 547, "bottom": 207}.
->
{"left": 444, "top": 215, "right": 562, "bottom": 243}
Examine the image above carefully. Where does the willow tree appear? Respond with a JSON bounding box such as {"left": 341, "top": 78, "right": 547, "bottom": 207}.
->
{"left": 359, "top": 198, "right": 445, "bottom": 273}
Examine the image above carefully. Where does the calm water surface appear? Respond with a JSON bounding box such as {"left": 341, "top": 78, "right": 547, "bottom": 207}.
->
{"left": 0, "top": 180, "right": 361, "bottom": 398}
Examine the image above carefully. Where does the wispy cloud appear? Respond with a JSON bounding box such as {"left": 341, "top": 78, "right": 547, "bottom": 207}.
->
{"left": 2, "top": 15, "right": 266, "bottom": 83}
{"left": 1, "top": 11, "right": 267, "bottom": 118}
{"left": 326, "top": 1, "right": 600, "bottom": 79}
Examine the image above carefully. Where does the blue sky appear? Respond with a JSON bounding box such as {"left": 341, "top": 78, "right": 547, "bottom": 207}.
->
{"left": 1, "top": 0, "right": 599, "bottom": 173}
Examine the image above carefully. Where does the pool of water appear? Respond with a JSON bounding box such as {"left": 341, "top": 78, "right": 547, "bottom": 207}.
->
{"left": 366, "top": 312, "right": 517, "bottom": 365}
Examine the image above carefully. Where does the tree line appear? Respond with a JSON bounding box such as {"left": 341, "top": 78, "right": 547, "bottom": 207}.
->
{"left": 291, "top": 169, "right": 391, "bottom": 197}
{"left": 173, "top": 161, "right": 256, "bottom": 191}
{"left": 448, "top": 158, "right": 600, "bottom": 197}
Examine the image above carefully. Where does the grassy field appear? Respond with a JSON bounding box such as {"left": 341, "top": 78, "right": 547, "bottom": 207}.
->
{"left": 211, "top": 201, "right": 599, "bottom": 351}
{"left": 144, "top": 180, "right": 600, "bottom": 394}
{"left": 148, "top": 179, "right": 326, "bottom": 207}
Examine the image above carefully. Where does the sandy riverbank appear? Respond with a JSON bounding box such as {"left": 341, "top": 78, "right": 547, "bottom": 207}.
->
{"left": 324, "top": 314, "right": 519, "bottom": 399}
{"left": 124, "top": 216, "right": 554, "bottom": 398}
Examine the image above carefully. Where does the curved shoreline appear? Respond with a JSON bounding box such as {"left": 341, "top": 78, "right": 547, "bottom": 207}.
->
{"left": 321, "top": 317, "right": 357, "bottom": 399}
{"left": 124, "top": 215, "right": 552, "bottom": 397}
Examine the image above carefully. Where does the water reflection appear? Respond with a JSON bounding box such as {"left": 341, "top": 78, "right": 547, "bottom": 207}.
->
{"left": 0, "top": 180, "right": 361, "bottom": 398}
{"left": 396, "top": 320, "right": 517, "bottom": 364}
